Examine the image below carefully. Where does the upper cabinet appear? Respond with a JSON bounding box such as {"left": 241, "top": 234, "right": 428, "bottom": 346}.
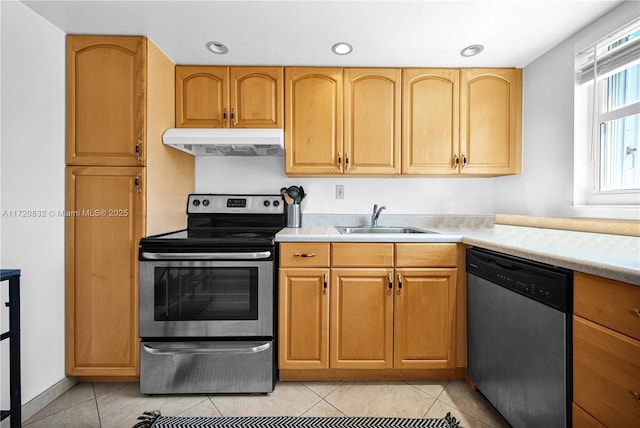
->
{"left": 285, "top": 67, "right": 343, "bottom": 175}
{"left": 460, "top": 68, "right": 522, "bottom": 175}
{"left": 175, "top": 66, "right": 284, "bottom": 128}
{"left": 403, "top": 68, "right": 522, "bottom": 176}
{"left": 344, "top": 68, "right": 401, "bottom": 175}
{"left": 402, "top": 69, "right": 460, "bottom": 175}
{"left": 66, "top": 36, "right": 146, "bottom": 166}
{"left": 285, "top": 67, "right": 401, "bottom": 176}
{"left": 286, "top": 67, "right": 522, "bottom": 177}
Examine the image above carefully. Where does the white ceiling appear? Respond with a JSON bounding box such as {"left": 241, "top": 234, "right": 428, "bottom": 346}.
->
{"left": 22, "top": 0, "right": 626, "bottom": 67}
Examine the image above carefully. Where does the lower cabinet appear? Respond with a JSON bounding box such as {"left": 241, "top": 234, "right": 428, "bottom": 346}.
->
{"left": 278, "top": 268, "right": 329, "bottom": 369}
{"left": 573, "top": 272, "right": 640, "bottom": 427}
{"left": 394, "top": 268, "right": 457, "bottom": 369}
{"left": 278, "top": 242, "right": 458, "bottom": 377}
{"left": 331, "top": 268, "right": 394, "bottom": 369}
{"left": 66, "top": 166, "right": 144, "bottom": 377}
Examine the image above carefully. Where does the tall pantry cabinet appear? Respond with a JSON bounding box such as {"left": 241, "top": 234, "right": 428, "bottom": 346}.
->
{"left": 65, "top": 36, "right": 194, "bottom": 378}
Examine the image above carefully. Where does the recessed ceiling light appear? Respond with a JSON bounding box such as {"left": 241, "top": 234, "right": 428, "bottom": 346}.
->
{"left": 460, "top": 44, "right": 484, "bottom": 57}
{"left": 206, "top": 41, "right": 229, "bottom": 54}
{"left": 332, "top": 42, "right": 353, "bottom": 55}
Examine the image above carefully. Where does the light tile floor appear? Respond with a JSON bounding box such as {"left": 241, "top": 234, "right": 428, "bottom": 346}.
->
{"left": 23, "top": 380, "right": 512, "bottom": 428}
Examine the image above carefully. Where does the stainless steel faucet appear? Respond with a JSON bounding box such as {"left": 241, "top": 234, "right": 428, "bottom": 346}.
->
{"left": 371, "top": 204, "right": 386, "bottom": 226}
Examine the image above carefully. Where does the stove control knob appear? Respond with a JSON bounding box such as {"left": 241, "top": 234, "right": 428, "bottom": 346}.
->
{"left": 263, "top": 200, "right": 271, "bottom": 207}
{"left": 273, "top": 200, "right": 280, "bottom": 207}
{"left": 192, "top": 199, "right": 200, "bottom": 206}
{"left": 202, "top": 199, "right": 210, "bottom": 207}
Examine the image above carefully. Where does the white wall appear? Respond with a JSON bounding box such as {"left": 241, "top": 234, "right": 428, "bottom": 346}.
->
{"left": 0, "top": 0, "right": 66, "bottom": 406}
{"left": 495, "top": 1, "right": 640, "bottom": 220}
{"left": 195, "top": 156, "right": 495, "bottom": 216}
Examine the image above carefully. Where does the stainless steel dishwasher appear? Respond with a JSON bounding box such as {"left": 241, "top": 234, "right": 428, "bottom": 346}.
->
{"left": 466, "top": 247, "right": 573, "bottom": 428}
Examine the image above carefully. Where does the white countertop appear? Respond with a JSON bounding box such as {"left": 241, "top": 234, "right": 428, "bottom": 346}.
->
{"left": 276, "top": 224, "right": 640, "bottom": 286}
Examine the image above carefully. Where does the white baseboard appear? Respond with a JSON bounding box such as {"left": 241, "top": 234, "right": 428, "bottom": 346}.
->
{"left": 1, "top": 376, "right": 78, "bottom": 427}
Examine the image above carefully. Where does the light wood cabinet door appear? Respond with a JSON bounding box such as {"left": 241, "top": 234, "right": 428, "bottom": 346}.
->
{"left": 402, "top": 69, "right": 460, "bottom": 175}
{"left": 573, "top": 316, "right": 640, "bottom": 427}
{"left": 285, "top": 67, "right": 343, "bottom": 175}
{"left": 574, "top": 272, "right": 640, "bottom": 341}
{"left": 330, "top": 268, "right": 394, "bottom": 369}
{"left": 66, "top": 36, "right": 145, "bottom": 166}
{"left": 279, "top": 268, "right": 330, "bottom": 369}
{"left": 344, "top": 68, "right": 401, "bottom": 175}
{"left": 65, "top": 166, "right": 144, "bottom": 377}
{"left": 460, "top": 68, "right": 522, "bottom": 175}
{"left": 175, "top": 66, "right": 228, "bottom": 128}
{"left": 394, "top": 268, "right": 457, "bottom": 369}
{"left": 230, "top": 67, "right": 283, "bottom": 128}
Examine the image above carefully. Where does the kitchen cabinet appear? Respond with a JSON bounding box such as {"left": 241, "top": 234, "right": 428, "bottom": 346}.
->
{"left": 65, "top": 167, "right": 143, "bottom": 377}
{"left": 278, "top": 241, "right": 459, "bottom": 379}
{"left": 286, "top": 67, "right": 521, "bottom": 177}
{"left": 278, "top": 243, "right": 330, "bottom": 369}
{"left": 66, "top": 36, "right": 145, "bottom": 166}
{"left": 459, "top": 68, "right": 522, "bottom": 175}
{"left": 330, "top": 267, "right": 395, "bottom": 368}
{"left": 402, "top": 68, "right": 522, "bottom": 176}
{"left": 65, "top": 35, "right": 194, "bottom": 379}
{"left": 394, "top": 268, "right": 457, "bottom": 369}
{"left": 573, "top": 272, "right": 640, "bottom": 427}
{"left": 402, "top": 69, "right": 460, "bottom": 175}
{"left": 285, "top": 67, "right": 343, "bottom": 175}
{"left": 285, "top": 68, "right": 400, "bottom": 175}
{"left": 344, "top": 68, "right": 401, "bottom": 175}
{"left": 175, "top": 66, "right": 283, "bottom": 128}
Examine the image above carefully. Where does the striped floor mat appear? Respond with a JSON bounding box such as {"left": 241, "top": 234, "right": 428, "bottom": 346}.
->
{"left": 133, "top": 411, "right": 461, "bottom": 428}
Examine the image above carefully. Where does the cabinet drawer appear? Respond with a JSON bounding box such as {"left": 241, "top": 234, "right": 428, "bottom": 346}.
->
{"left": 279, "top": 242, "right": 330, "bottom": 267}
{"left": 572, "top": 403, "right": 605, "bottom": 428}
{"left": 331, "top": 243, "right": 394, "bottom": 267}
{"left": 573, "top": 316, "right": 640, "bottom": 428}
{"left": 575, "top": 272, "right": 640, "bottom": 341}
{"left": 395, "top": 243, "right": 457, "bottom": 267}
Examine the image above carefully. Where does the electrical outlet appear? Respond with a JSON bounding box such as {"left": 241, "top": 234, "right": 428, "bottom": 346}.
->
{"left": 336, "top": 184, "right": 344, "bottom": 199}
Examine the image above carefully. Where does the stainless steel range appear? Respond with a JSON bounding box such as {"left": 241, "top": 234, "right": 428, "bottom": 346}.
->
{"left": 138, "top": 194, "right": 285, "bottom": 394}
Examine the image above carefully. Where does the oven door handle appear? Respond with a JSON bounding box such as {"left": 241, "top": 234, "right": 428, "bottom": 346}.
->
{"left": 142, "top": 342, "right": 271, "bottom": 355}
{"left": 141, "top": 251, "right": 272, "bottom": 260}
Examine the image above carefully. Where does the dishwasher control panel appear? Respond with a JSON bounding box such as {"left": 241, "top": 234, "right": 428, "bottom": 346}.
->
{"left": 466, "top": 247, "right": 573, "bottom": 312}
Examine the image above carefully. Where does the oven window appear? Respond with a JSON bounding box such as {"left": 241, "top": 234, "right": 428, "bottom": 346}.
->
{"left": 153, "top": 267, "right": 258, "bottom": 321}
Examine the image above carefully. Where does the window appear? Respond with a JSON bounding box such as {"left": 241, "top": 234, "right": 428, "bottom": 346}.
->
{"left": 575, "top": 20, "right": 640, "bottom": 206}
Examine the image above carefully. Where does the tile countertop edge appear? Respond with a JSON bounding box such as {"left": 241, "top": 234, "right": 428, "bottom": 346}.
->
{"left": 275, "top": 225, "right": 640, "bottom": 286}
{"left": 461, "top": 236, "right": 640, "bottom": 286}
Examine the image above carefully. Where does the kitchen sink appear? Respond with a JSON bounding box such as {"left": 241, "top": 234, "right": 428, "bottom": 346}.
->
{"left": 336, "top": 226, "right": 436, "bottom": 234}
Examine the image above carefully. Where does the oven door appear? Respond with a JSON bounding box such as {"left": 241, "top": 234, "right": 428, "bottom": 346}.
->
{"left": 139, "top": 251, "right": 274, "bottom": 338}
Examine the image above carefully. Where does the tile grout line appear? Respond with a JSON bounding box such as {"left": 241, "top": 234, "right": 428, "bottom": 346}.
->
{"left": 92, "top": 382, "right": 102, "bottom": 428}
{"left": 207, "top": 395, "right": 224, "bottom": 417}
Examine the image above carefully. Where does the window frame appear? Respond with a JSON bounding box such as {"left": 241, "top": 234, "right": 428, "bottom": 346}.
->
{"left": 575, "top": 20, "right": 640, "bottom": 207}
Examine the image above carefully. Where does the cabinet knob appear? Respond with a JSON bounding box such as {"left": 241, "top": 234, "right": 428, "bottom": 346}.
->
{"left": 231, "top": 108, "right": 236, "bottom": 127}
{"left": 345, "top": 153, "right": 350, "bottom": 171}
{"left": 337, "top": 153, "right": 342, "bottom": 167}
{"left": 631, "top": 308, "right": 640, "bottom": 317}
{"left": 630, "top": 390, "right": 640, "bottom": 405}
{"left": 135, "top": 171, "right": 143, "bottom": 193}
{"left": 397, "top": 274, "right": 403, "bottom": 295}
{"left": 323, "top": 273, "right": 328, "bottom": 295}
{"left": 388, "top": 273, "right": 393, "bottom": 295}
{"left": 223, "top": 108, "right": 228, "bottom": 126}
{"left": 462, "top": 153, "right": 468, "bottom": 169}
{"left": 453, "top": 154, "right": 459, "bottom": 169}
{"left": 136, "top": 139, "right": 143, "bottom": 162}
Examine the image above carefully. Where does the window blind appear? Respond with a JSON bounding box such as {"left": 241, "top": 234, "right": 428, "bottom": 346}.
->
{"left": 576, "top": 21, "right": 640, "bottom": 85}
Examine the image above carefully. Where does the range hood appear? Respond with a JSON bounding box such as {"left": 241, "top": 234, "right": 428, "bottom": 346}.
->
{"left": 162, "top": 128, "right": 284, "bottom": 156}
